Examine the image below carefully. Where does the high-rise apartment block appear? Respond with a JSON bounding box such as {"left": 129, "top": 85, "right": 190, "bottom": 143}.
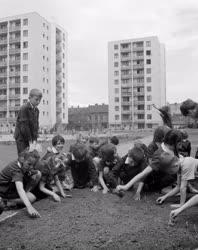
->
{"left": 108, "top": 36, "right": 166, "bottom": 129}
{"left": 0, "top": 12, "right": 68, "bottom": 132}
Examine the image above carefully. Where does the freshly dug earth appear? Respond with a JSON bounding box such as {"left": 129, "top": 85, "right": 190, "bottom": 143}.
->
{"left": 0, "top": 189, "right": 198, "bottom": 250}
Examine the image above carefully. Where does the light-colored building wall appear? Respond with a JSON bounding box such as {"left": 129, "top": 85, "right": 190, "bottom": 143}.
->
{"left": 108, "top": 36, "right": 166, "bottom": 129}
{"left": 0, "top": 12, "right": 68, "bottom": 132}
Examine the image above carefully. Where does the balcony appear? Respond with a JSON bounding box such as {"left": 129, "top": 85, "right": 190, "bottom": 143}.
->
{"left": 0, "top": 39, "right": 7, "bottom": 45}
{"left": 121, "top": 55, "right": 131, "bottom": 61}
{"left": 134, "top": 110, "right": 145, "bottom": 115}
{"left": 0, "top": 95, "right": 7, "bottom": 100}
{"left": 121, "top": 91, "right": 132, "bottom": 97}
{"left": 122, "top": 110, "right": 131, "bottom": 114}
{"left": 132, "top": 47, "right": 144, "bottom": 52}
{"left": 0, "top": 106, "right": 7, "bottom": 111}
{"left": 0, "top": 84, "right": 7, "bottom": 89}
{"left": 56, "top": 34, "right": 62, "bottom": 43}
{"left": 9, "top": 94, "right": 20, "bottom": 99}
{"left": 56, "top": 64, "right": 62, "bottom": 72}
{"left": 0, "top": 72, "right": 7, "bottom": 77}
{"left": 9, "top": 106, "right": 20, "bottom": 111}
{"left": 134, "top": 100, "right": 145, "bottom": 105}
{"left": 132, "top": 55, "right": 144, "bottom": 60}
{"left": 56, "top": 96, "right": 62, "bottom": 103}
{"left": 9, "top": 59, "right": 20, "bottom": 65}
{"left": 56, "top": 75, "right": 62, "bottom": 82}
{"left": 133, "top": 73, "right": 144, "bottom": 78}
{"left": 121, "top": 101, "right": 131, "bottom": 105}
{"left": 120, "top": 47, "right": 131, "bottom": 52}
{"left": 56, "top": 54, "right": 62, "bottom": 62}
{"left": 9, "top": 25, "right": 21, "bottom": 32}
{"left": 0, "top": 28, "right": 8, "bottom": 34}
{"left": 56, "top": 106, "right": 62, "bottom": 113}
{"left": 133, "top": 82, "right": 144, "bottom": 88}
{"left": 9, "top": 48, "right": 20, "bottom": 54}
{"left": 121, "top": 74, "right": 132, "bottom": 79}
{"left": 9, "top": 71, "right": 20, "bottom": 77}
{"left": 134, "top": 91, "right": 144, "bottom": 96}
{"left": 56, "top": 45, "right": 62, "bottom": 53}
{"left": 133, "top": 64, "right": 144, "bottom": 69}
{"left": 9, "top": 82, "right": 20, "bottom": 88}
{"left": 0, "top": 50, "right": 7, "bottom": 56}
{"left": 121, "top": 65, "right": 131, "bottom": 70}
{"left": 56, "top": 85, "right": 62, "bottom": 92}
{"left": 0, "top": 61, "right": 7, "bottom": 67}
{"left": 9, "top": 37, "right": 21, "bottom": 43}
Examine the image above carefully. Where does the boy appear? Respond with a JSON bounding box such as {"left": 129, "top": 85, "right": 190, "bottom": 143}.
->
{"left": 117, "top": 130, "right": 182, "bottom": 194}
{"left": 0, "top": 150, "right": 41, "bottom": 218}
{"left": 177, "top": 130, "right": 191, "bottom": 157}
{"left": 180, "top": 99, "right": 198, "bottom": 119}
{"left": 110, "top": 136, "right": 119, "bottom": 146}
{"left": 14, "top": 89, "right": 42, "bottom": 155}
{"left": 156, "top": 156, "right": 198, "bottom": 207}
{"left": 34, "top": 157, "right": 67, "bottom": 202}
{"left": 67, "top": 142, "right": 99, "bottom": 191}
{"left": 98, "top": 143, "right": 124, "bottom": 196}
{"left": 119, "top": 146, "right": 147, "bottom": 200}
{"left": 42, "top": 134, "right": 73, "bottom": 191}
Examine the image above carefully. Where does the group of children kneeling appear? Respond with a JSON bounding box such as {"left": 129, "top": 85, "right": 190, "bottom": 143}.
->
{"left": 0, "top": 127, "right": 198, "bottom": 226}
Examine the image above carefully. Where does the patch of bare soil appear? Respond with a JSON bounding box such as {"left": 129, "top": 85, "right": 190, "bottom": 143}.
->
{"left": 0, "top": 189, "right": 198, "bottom": 250}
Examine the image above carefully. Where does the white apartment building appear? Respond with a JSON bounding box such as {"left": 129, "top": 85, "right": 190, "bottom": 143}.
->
{"left": 0, "top": 12, "right": 68, "bottom": 132}
{"left": 108, "top": 36, "right": 166, "bottom": 129}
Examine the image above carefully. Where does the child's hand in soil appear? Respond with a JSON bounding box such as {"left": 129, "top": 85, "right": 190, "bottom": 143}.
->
{"left": 156, "top": 196, "right": 165, "bottom": 204}
{"left": 134, "top": 193, "right": 141, "bottom": 201}
{"left": 91, "top": 185, "right": 99, "bottom": 192}
{"left": 52, "top": 193, "right": 61, "bottom": 202}
{"left": 102, "top": 188, "right": 109, "bottom": 194}
{"left": 27, "top": 206, "right": 41, "bottom": 218}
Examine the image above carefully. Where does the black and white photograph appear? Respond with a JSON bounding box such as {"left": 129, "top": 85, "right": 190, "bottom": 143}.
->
{"left": 0, "top": 0, "right": 198, "bottom": 249}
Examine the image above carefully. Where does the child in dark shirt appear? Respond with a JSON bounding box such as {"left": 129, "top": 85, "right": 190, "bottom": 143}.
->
{"left": 67, "top": 143, "right": 99, "bottom": 191}
{"left": 98, "top": 143, "right": 124, "bottom": 196}
{"left": 177, "top": 130, "right": 191, "bottom": 157}
{"left": 14, "top": 89, "right": 42, "bottom": 155}
{"left": 0, "top": 150, "right": 41, "bottom": 218}
{"left": 117, "top": 130, "right": 182, "bottom": 195}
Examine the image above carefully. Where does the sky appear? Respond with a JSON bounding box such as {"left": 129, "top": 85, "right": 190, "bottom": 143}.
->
{"left": 0, "top": 0, "right": 198, "bottom": 106}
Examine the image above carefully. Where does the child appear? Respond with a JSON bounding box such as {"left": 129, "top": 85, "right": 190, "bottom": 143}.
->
{"left": 67, "top": 142, "right": 99, "bottom": 191}
{"left": 177, "top": 130, "right": 191, "bottom": 157}
{"left": 0, "top": 150, "right": 41, "bottom": 218}
{"left": 117, "top": 130, "right": 182, "bottom": 194}
{"left": 42, "top": 134, "right": 73, "bottom": 191}
{"left": 120, "top": 146, "right": 148, "bottom": 200}
{"left": 156, "top": 156, "right": 198, "bottom": 207}
{"left": 110, "top": 136, "right": 119, "bottom": 146}
{"left": 98, "top": 143, "right": 124, "bottom": 196}
{"left": 14, "top": 89, "right": 43, "bottom": 155}
{"left": 180, "top": 99, "right": 198, "bottom": 119}
{"left": 34, "top": 156, "right": 67, "bottom": 202}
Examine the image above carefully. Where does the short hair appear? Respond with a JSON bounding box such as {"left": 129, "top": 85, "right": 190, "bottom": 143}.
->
{"left": 128, "top": 147, "right": 144, "bottom": 164}
{"left": 70, "top": 143, "right": 87, "bottom": 161}
{"left": 164, "top": 129, "right": 182, "bottom": 147}
{"left": 99, "top": 143, "right": 116, "bottom": 162}
{"left": 52, "top": 134, "right": 65, "bottom": 146}
{"left": 18, "top": 149, "right": 40, "bottom": 164}
{"left": 110, "top": 136, "right": 119, "bottom": 145}
{"left": 180, "top": 99, "right": 196, "bottom": 116}
{"left": 29, "top": 89, "right": 43, "bottom": 99}
{"left": 89, "top": 136, "right": 99, "bottom": 144}
{"left": 180, "top": 129, "right": 188, "bottom": 140}
{"left": 153, "top": 126, "right": 171, "bottom": 143}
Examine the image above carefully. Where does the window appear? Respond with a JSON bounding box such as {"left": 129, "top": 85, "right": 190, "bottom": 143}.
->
{"left": 43, "top": 89, "right": 45, "bottom": 93}
{"left": 23, "top": 64, "right": 28, "bottom": 72}
{"left": 47, "top": 100, "right": 48, "bottom": 104}
{"left": 23, "top": 88, "right": 28, "bottom": 94}
{"left": 43, "top": 100, "right": 45, "bottom": 105}
{"left": 146, "top": 77, "right": 151, "bottom": 83}
{"left": 23, "top": 19, "right": 28, "bottom": 26}
{"left": 115, "top": 115, "right": 119, "bottom": 120}
{"left": 138, "top": 114, "right": 144, "bottom": 119}
{"left": 43, "top": 44, "right": 45, "bottom": 49}
{"left": 114, "top": 62, "right": 118, "bottom": 67}
{"left": 115, "top": 88, "right": 119, "bottom": 94}
{"left": 147, "top": 105, "right": 151, "bottom": 110}
{"left": 23, "top": 99, "right": 27, "bottom": 104}
{"left": 43, "top": 111, "right": 45, "bottom": 116}
{"left": 63, "top": 113, "right": 65, "bottom": 119}
{"left": 23, "top": 53, "right": 28, "bottom": 60}
{"left": 23, "top": 42, "right": 28, "bottom": 48}
{"left": 46, "top": 46, "right": 48, "bottom": 51}
{"left": 63, "top": 53, "right": 65, "bottom": 59}
{"left": 63, "top": 103, "right": 65, "bottom": 109}
{"left": 114, "top": 44, "right": 118, "bottom": 50}
{"left": 114, "top": 53, "right": 119, "bottom": 59}
{"left": 43, "top": 77, "right": 45, "bottom": 82}
{"left": 46, "top": 36, "right": 48, "bottom": 40}
{"left": 63, "top": 93, "right": 65, "bottom": 98}
{"left": 23, "top": 30, "right": 28, "bottom": 37}
{"left": 47, "top": 90, "right": 48, "bottom": 94}
{"left": 43, "top": 56, "right": 45, "bottom": 60}
{"left": 146, "top": 41, "right": 151, "bottom": 47}
{"left": 115, "top": 106, "right": 119, "bottom": 111}
{"left": 114, "top": 71, "right": 119, "bottom": 76}
{"left": 114, "top": 79, "right": 119, "bottom": 85}
{"left": 147, "top": 114, "right": 152, "bottom": 119}
{"left": 43, "top": 23, "right": 45, "bottom": 27}
{"left": 63, "top": 73, "right": 65, "bottom": 78}
{"left": 147, "top": 95, "right": 152, "bottom": 101}
{"left": 114, "top": 97, "right": 119, "bottom": 102}
{"left": 43, "top": 66, "right": 45, "bottom": 71}
{"left": 146, "top": 59, "right": 151, "bottom": 64}
{"left": 147, "top": 86, "right": 151, "bottom": 92}
{"left": 43, "top": 33, "right": 45, "bottom": 38}
{"left": 23, "top": 76, "right": 28, "bottom": 83}
{"left": 146, "top": 50, "right": 151, "bottom": 56}
{"left": 146, "top": 68, "right": 151, "bottom": 74}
